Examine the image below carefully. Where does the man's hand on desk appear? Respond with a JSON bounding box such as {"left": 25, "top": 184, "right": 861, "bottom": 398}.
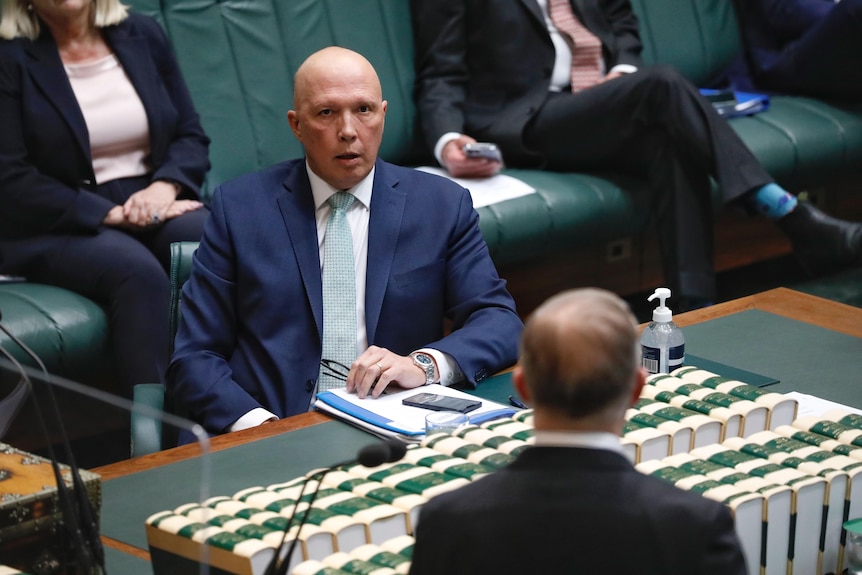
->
{"left": 346, "top": 345, "right": 429, "bottom": 399}
{"left": 442, "top": 135, "right": 503, "bottom": 178}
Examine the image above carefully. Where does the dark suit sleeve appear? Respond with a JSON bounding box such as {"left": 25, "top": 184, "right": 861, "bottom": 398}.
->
{"left": 410, "top": 0, "right": 470, "bottom": 151}
{"left": 166, "top": 185, "right": 265, "bottom": 434}
{"left": 0, "top": 45, "right": 115, "bottom": 236}
{"left": 600, "top": 0, "right": 644, "bottom": 68}
{"left": 749, "top": 0, "right": 832, "bottom": 41}
{"left": 129, "top": 14, "right": 210, "bottom": 196}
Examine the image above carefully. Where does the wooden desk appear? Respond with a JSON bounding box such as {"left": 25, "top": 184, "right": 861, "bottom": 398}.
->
{"left": 668, "top": 287, "right": 862, "bottom": 339}
{"left": 93, "top": 287, "right": 862, "bottom": 564}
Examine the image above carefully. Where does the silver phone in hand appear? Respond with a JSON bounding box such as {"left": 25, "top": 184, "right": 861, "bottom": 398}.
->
{"left": 463, "top": 142, "right": 502, "bottom": 163}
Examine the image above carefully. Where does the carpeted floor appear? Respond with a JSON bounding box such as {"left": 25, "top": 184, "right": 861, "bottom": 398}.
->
{"left": 626, "top": 255, "right": 862, "bottom": 323}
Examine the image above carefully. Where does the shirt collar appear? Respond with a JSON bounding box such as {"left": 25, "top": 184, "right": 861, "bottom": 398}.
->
{"left": 534, "top": 430, "right": 625, "bottom": 455}
{"left": 307, "top": 162, "right": 375, "bottom": 211}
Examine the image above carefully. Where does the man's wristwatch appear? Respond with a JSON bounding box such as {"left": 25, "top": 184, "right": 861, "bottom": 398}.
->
{"left": 410, "top": 352, "right": 437, "bottom": 385}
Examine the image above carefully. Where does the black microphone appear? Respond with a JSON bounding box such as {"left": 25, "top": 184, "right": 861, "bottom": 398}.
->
{"left": 0, "top": 315, "right": 105, "bottom": 573}
{"left": 265, "top": 437, "right": 408, "bottom": 575}
{"left": 355, "top": 437, "right": 408, "bottom": 467}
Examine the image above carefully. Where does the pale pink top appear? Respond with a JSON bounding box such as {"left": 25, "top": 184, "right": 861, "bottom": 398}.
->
{"left": 65, "top": 54, "right": 150, "bottom": 185}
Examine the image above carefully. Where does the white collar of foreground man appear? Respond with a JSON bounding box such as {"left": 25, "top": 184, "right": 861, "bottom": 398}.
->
{"left": 534, "top": 429, "right": 626, "bottom": 457}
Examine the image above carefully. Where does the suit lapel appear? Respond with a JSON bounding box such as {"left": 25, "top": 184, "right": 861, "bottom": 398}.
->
{"left": 278, "top": 165, "right": 325, "bottom": 338}
{"left": 365, "top": 160, "right": 406, "bottom": 345}
{"left": 520, "top": 0, "right": 548, "bottom": 29}
{"left": 26, "top": 33, "right": 91, "bottom": 166}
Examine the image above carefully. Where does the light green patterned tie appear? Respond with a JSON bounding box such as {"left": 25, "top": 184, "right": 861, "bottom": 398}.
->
{"left": 318, "top": 191, "right": 357, "bottom": 392}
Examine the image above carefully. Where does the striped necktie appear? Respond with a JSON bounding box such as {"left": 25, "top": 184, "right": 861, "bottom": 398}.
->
{"left": 318, "top": 191, "right": 357, "bottom": 392}
{"left": 548, "top": 0, "right": 604, "bottom": 93}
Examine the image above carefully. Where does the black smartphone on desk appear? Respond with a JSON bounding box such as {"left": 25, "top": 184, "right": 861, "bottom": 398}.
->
{"left": 402, "top": 392, "right": 482, "bottom": 413}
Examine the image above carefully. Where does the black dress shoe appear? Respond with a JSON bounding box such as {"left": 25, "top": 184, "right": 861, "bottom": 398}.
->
{"left": 777, "top": 202, "right": 862, "bottom": 275}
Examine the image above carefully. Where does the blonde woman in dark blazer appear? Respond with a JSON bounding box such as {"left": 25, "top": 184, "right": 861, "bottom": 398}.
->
{"left": 0, "top": 0, "right": 210, "bottom": 394}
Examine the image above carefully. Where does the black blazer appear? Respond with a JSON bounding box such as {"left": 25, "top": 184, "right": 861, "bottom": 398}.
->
{"left": 0, "top": 12, "right": 209, "bottom": 240}
{"left": 409, "top": 446, "right": 748, "bottom": 575}
{"left": 410, "top": 0, "right": 643, "bottom": 164}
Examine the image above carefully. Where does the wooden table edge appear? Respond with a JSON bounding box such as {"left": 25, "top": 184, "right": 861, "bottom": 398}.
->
{"left": 97, "top": 288, "right": 861, "bottom": 483}
{"left": 667, "top": 287, "right": 862, "bottom": 340}
{"left": 94, "top": 411, "right": 331, "bottom": 481}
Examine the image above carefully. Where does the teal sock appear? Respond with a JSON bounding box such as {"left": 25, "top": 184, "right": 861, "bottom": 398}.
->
{"left": 746, "top": 183, "right": 798, "bottom": 219}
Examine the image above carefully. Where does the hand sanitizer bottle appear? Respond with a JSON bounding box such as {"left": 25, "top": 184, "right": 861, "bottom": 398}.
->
{"left": 640, "top": 287, "right": 684, "bottom": 374}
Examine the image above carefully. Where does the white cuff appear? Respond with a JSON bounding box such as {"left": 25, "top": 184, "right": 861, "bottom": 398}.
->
{"left": 230, "top": 408, "right": 278, "bottom": 432}
{"left": 609, "top": 64, "right": 637, "bottom": 75}
{"left": 417, "top": 347, "right": 464, "bottom": 387}
{"left": 434, "top": 132, "right": 463, "bottom": 167}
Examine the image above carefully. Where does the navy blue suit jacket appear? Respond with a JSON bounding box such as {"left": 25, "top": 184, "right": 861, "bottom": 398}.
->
{"left": 0, "top": 12, "right": 209, "bottom": 240}
{"left": 167, "top": 158, "right": 523, "bottom": 435}
{"left": 410, "top": 446, "right": 747, "bottom": 575}
{"left": 726, "top": 0, "right": 833, "bottom": 92}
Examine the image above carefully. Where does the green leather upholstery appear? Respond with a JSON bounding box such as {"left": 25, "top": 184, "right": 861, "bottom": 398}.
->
{"left": 0, "top": 283, "right": 113, "bottom": 384}
{"left": 130, "top": 241, "right": 199, "bottom": 456}
{"left": 167, "top": 241, "right": 199, "bottom": 356}
{"left": 4, "top": 0, "right": 862, "bottom": 396}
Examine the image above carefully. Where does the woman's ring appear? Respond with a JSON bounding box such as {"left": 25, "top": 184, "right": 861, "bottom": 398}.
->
{"left": 151, "top": 213, "right": 160, "bottom": 224}
{"left": 376, "top": 362, "right": 385, "bottom": 371}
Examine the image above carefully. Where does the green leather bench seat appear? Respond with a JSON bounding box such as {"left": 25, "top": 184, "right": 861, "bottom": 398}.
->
{"left": 2, "top": 0, "right": 861, "bottom": 386}
{"left": 480, "top": 171, "right": 649, "bottom": 265}
{"left": 0, "top": 284, "right": 112, "bottom": 383}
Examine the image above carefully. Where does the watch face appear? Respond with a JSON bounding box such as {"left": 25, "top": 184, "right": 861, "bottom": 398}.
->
{"left": 415, "top": 354, "right": 433, "bottom": 367}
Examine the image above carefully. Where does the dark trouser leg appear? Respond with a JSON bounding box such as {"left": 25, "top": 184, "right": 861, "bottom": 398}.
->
{"left": 521, "top": 65, "right": 773, "bottom": 299}
{"left": 10, "top": 229, "right": 171, "bottom": 396}
{"left": 136, "top": 207, "right": 210, "bottom": 272}
{"left": 759, "top": 0, "right": 862, "bottom": 100}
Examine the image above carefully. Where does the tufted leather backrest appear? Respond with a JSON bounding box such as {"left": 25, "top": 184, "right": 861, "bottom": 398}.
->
{"left": 125, "top": 0, "right": 425, "bottom": 198}
{"left": 123, "top": 0, "right": 741, "bottom": 196}
{"left": 630, "top": 0, "right": 741, "bottom": 86}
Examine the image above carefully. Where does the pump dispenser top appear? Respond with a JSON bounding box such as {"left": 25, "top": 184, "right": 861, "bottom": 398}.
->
{"left": 648, "top": 287, "right": 673, "bottom": 323}
{"left": 640, "top": 286, "right": 684, "bottom": 374}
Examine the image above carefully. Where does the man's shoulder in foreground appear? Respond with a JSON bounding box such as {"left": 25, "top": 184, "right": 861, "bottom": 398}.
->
{"left": 379, "top": 160, "right": 472, "bottom": 197}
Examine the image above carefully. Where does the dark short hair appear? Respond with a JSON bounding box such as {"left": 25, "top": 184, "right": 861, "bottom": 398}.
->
{"left": 519, "top": 288, "right": 639, "bottom": 418}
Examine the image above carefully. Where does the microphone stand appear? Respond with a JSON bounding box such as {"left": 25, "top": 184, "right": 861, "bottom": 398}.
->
{"left": 0, "top": 319, "right": 104, "bottom": 574}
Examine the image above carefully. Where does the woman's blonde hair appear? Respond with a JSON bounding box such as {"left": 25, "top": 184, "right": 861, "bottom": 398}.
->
{"left": 1, "top": 0, "right": 129, "bottom": 40}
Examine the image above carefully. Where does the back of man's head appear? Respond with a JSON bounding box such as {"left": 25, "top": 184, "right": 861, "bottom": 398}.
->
{"left": 519, "top": 288, "right": 640, "bottom": 424}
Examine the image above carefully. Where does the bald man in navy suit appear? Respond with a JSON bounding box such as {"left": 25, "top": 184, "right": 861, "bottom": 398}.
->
{"left": 167, "top": 47, "right": 522, "bottom": 440}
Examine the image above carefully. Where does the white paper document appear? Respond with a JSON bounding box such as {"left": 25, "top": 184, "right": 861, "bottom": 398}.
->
{"left": 315, "top": 383, "right": 515, "bottom": 441}
{"left": 783, "top": 391, "right": 862, "bottom": 417}
{"left": 416, "top": 166, "right": 536, "bottom": 208}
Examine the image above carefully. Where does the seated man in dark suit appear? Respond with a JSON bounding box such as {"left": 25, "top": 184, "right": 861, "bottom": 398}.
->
{"left": 726, "top": 0, "right": 862, "bottom": 100}
{"left": 410, "top": 0, "right": 862, "bottom": 309}
{"left": 167, "top": 47, "right": 523, "bottom": 441}
{"left": 409, "top": 288, "right": 747, "bottom": 575}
